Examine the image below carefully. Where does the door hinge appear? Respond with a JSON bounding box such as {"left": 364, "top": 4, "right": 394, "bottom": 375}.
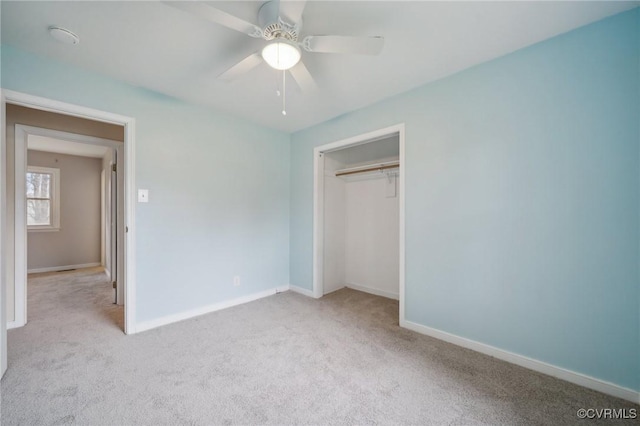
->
{"left": 112, "top": 281, "right": 117, "bottom": 289}
{"left": 112, "top": 164, "right": 117, "bottom": 172}
{"left": 126, "top": 226, "right": 128, "bottom": 233}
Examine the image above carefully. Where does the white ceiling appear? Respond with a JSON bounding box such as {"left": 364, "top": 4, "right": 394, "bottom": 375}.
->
{"left": 28, "top": 135, "right": 110, "bottom": 158}
{"left": 2, "top": 1, "right": 637, "bottom": 133}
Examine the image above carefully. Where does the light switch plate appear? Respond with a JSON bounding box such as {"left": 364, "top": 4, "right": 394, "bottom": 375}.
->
{"left": 138, "top": 189, "right": 149, "bottom": 203}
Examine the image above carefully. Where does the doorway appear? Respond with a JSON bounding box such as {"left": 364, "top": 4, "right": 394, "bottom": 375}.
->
{"left": 0, "top": 89, "right": 137, "bottom": 378}
{"left": 13, "top": 124, "right": 122, "bottom": 328}
{"left": 313, "top": 124, "right": 406, "bottom": 321}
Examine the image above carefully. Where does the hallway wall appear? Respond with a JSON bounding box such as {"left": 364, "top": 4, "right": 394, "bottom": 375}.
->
{"left": 27, "top": 150, "right": 102, "bottom": 271}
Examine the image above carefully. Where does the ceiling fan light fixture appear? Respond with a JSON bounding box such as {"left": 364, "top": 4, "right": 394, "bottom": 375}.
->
{"left": 262, "top": 40, "right": 301, "bottom": 70}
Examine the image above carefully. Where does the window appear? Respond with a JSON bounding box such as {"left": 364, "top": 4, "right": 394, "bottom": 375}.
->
{"left": 26, "top": 166, "right": 60, "bottom": 231}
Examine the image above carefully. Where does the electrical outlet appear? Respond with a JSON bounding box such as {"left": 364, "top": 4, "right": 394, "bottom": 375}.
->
{"left": 233, "top": 276, "right": 240, "bottom": 287}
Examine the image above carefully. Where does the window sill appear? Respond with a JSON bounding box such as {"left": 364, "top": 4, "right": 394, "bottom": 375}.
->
{"left": 28, "top": 227, "right": 61, "bottom": 233}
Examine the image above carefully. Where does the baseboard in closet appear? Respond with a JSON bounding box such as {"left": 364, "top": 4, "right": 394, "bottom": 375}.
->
{"left": 345, "top": 282, "right": 399, "bottom": 300}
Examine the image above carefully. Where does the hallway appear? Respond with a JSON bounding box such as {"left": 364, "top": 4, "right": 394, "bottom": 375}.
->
{"left": 21, "top": 267, "right": 123, "bottom": 333}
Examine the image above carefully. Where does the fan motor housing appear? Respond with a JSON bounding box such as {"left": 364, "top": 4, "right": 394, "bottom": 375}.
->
{"left": 258, "top": 0, "right": 299, "bottom": 41}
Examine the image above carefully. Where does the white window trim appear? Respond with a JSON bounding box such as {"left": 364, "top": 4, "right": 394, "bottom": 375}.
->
{"left": 26, "top": 165, "right": 60, "bottom": 232}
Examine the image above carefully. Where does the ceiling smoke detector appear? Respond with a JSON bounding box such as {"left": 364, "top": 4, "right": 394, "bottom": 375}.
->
{"left": 48, "top": 26, "right": 80, "bottom": 45}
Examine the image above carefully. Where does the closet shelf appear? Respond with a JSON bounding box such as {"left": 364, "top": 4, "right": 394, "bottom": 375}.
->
{"left": 335, "top": 160, "right": 400, "bottom": 177}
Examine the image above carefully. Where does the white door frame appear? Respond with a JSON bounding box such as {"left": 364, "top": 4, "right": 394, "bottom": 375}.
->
{"left": 312, "top": 124, "right": 406, "bottom": 321}
{"left": 12, "top": 124, "right": 126, "bottom": 329}
{"left": 0, "top": 91, "right": 137, "bottom": 360}
{"left": 1, "top": 89, "right": 7, "bottom": 377}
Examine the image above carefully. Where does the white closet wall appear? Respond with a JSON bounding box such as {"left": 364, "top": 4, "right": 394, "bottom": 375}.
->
{"left": 322, "top": 135, "right": 400, "bottom": 299}
{"left": 322, "top": 156, "right": 346, "bottom": 294}
{"left": 345, "top": 173, "right": 399, "bottom": 299}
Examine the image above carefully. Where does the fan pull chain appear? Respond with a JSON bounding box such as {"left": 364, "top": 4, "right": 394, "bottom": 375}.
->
{"left": 282, "top": 70, "right": 287, "bottom": 116}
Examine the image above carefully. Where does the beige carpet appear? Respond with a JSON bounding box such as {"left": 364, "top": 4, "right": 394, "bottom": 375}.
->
{"left": 1, "top": 268, "right": 635, "bottom": 425}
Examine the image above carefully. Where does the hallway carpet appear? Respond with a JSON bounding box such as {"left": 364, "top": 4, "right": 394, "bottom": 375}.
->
{"left": 1, "top": 268, "right": 635, "bottom": 425}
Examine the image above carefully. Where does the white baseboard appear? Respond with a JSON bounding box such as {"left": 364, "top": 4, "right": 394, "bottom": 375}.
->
{"left": 346, "top": 282, "right": 399, "bottom": 300}
{"left": 136, "top": 285, "right": 290, "bottom": 333}
{"left": 289, "top": 285, "right": 316, "bottom": 298}
{"left": 27, "top": 262, "right": 101, "bottom": 274}
{"left": 105, "top": 269, "right": 111, "bottom": 281}
{"left": 7, "top": 320, "right": 24, "bottom": 329}
{"left": 401, "top": 319, "right": 639, "bottom": 404}
{"left": 322, "top": 286, "right": 345, "bottom": 296}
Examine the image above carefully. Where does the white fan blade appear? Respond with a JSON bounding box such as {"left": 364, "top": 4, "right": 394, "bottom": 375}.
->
{"left": 302, "top": 35, "right": 384, "bottom": 55}
{"left": 165, "top": 1, "right": 263, "bottom": 38}
{"left": 281, "top": 1, "right": 306, "bottom": 25}
{"left": 289, "top": 62, "right": 317, "bottom": 92}
{"left": 219, "top": 53, "right": 263, "bottom": 81}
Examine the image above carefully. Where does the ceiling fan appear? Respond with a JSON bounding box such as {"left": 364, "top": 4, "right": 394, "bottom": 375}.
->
{"left": 166, "top": 0, "right": 385, "bottom": 97}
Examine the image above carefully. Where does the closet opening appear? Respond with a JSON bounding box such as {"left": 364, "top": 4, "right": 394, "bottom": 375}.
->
{"left": 313, "top": 124, "right": 405, "bottom": 322}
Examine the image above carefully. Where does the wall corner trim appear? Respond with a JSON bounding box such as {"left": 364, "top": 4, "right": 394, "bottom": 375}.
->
{"left": 289, "top": 285, "right": 316, "bottom": 298}
{"left": 400, "top": 319, "right": 640, "bottom": 404}
{"left": 135, "top": 285, "right": 290, "bottom": 333}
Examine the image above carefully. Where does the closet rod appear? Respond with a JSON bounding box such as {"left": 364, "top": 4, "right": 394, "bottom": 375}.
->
{"left": 335, "top": 161, "right": 400, "bottom": 177}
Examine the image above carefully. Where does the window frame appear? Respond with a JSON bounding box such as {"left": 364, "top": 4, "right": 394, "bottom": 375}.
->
{"left": 26, "top": 165, "right": 61, "bottom": 232}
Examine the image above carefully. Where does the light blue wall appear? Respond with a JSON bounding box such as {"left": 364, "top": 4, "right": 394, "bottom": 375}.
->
{"left": 290, "top": 10, "right": 639, "bottom": 391}
{"left": 1, "top": 45, "right": 291, "bottom": 324}
{"left": 2, "top": 8, "right": 638, "bottom": 394}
